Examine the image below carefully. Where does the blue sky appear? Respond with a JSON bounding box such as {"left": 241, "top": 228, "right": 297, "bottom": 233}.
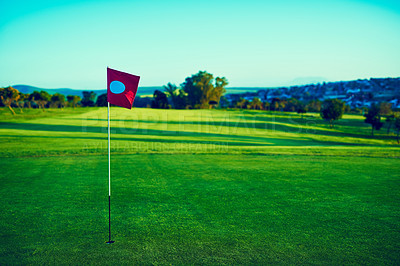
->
{"left": 0, "top": 0, "right": 399, "bottom": 89}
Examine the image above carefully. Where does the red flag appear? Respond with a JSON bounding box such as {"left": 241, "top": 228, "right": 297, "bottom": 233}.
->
{"left": 107, "top": 67, "right": 140, "bottom": 109}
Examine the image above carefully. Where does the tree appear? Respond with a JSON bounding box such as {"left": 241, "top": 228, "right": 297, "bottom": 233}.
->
{"left": 306, "top": 100, "right": 322, "bottom": 112}
{"left": 67, "top": 95, "right": 81, "bottom": 108}
{"left": 269, "top": 98, "right": 287, "bottom": 112}
{"left": 133, "top": 96, "right": 152, "bottom": 108}
{"left": 395, "top": 116, "right": 400, "bottom": 144}
{"left": 163, "top": 83, "right": 178, "bottom": 107}
{"left": 236, "top": 98, "right": 249, "bottom": 109}
{"left": 16, "top": 92, "right": 29, "bottom": 112}
{"left": 50, "top": 93, "right": 66, "bottom": 108}
{"left": 0, "top": 86, "right": 20, "bottom": 115}
{"left": 344, "top": 103, "right": 351, "bottom": 113}
{"left": 163, "top": 83, "right": 177, "bottom": 96}
{"left": 270, "top": 98, "right": 281, "bottom": 111}
{"left": 163, "top": 83, "right": 188, "bottom": 109}
{"left": 81, "top": 91, "right": 96, "bottom": 107}
{"left": 181, "top": 71, "right": 228, "bottom": 109}
{"left": 151, "top": 90, "right": 169, "bottom": 109}
{"left": 297, "top": 104, "right": 307, "bottom": 119}
{"left": 263, "top": 101, "right": 270, "bottom": 111}
{"left": 320, "top": 99, "right": 345, "bottom": 128}
{"left": 364, "top": 104, "right": 384, "bottom": 136}
{"left": 285, "top": 98, "right": 301, "bottom": 112}
{"left": 279, "top": 99, "right": 287, "bottom": 112}
{"left": 249, "top": 97, "right": 263, "bottom": 110}
{"left": 273, "top": 101, "right": 280, "bottom": 111}
{"left": 385, "top": 114, "right": 396, "bottom": 134}
{"left": 213, "top": 77, "right": 228, "bottom": 105}
{"left": 28, "top": 91, "right": 51, "bottom": 110}
{"left": 379, "top": 102, "right": 392, "bottom": 116}
{"left": 95, "top": 93, "right": 107, "bottom": 107}
{"left": 173, "top": 89, "right": 188, "bottom": 109}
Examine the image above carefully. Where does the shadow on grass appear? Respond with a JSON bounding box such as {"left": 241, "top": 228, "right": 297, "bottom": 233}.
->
{"left": 63, "top": 114, "right": 393, "bottom": 142}
{"left": 0, "top": 134, "right": 271, "bottom": 147}
{"left": 0, "top": 121, "right": 391, "bottom": 147}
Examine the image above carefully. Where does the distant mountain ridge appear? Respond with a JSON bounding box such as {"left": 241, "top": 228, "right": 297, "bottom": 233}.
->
{"left": 11, "top": 85, "right": 161, "bottom": 97}
{"left": 13, "top": 85, "right": 85, "bottom": 97}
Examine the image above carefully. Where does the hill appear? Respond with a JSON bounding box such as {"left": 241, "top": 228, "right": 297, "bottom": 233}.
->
{"left": 13, "top": 85, "right": 81, "bottom": 96}
{"left": 226, "top": 77, "right": 400, "bottom": 108}
{"left": 12, "top": 85, "right": 161, "bottom": 97}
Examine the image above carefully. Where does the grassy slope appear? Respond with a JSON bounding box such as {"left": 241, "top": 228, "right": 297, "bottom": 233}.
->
{"left": 0, "top": 107, "right": 399, "bottom": 264}
{"left": 1, "top": 107, "right": 399, "bottom": 157}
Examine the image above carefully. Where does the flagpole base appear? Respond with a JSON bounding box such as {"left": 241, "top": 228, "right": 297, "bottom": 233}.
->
{"left": 106, "top": 240, "right": 115, "bottom": 244}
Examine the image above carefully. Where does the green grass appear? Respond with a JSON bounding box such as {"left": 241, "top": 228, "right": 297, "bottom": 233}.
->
{"left": 0, "top": 107, "right": 97, "bottom": 121}
{"left": 1, "top": 107, "right": 399, "bottom": 158}
{"left": 0, "top": 107, "right": 399, "bottom": 264}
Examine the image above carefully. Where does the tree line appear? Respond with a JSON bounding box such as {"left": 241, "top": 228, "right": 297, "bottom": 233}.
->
{"left": 0, "top": 86, "right": 104, "bottom": 113}
{"left": 321, "top": 99, "right": 400, "bottom": 142}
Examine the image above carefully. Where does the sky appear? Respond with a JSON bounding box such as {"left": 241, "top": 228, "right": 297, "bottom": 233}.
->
{"left": 0, "top": 0, "right": 399, "bottom": 90}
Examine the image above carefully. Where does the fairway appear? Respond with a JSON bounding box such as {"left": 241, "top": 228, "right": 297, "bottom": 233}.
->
{"left": 1, "top": 108, "right": 399, "bottom": 264}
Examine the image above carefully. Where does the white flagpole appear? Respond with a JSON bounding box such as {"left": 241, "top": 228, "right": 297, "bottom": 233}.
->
{"left": 108, "top": 103, "right": 111, "bottom": 197}
{"left": 107, "top": 101, "right": 114, "bottom": 244}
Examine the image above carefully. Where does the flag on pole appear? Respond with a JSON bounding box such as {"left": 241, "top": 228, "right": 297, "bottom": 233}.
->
{"left": 106, "top": 67, "right": 140, "bottom": 244}
{"left": 107, "top": 67, "right": 140, "bottom": 109}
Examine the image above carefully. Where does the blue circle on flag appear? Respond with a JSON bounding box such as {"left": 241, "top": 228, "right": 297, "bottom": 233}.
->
{"left": 110, "top": 80, "right": 125, "bottom": 94}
